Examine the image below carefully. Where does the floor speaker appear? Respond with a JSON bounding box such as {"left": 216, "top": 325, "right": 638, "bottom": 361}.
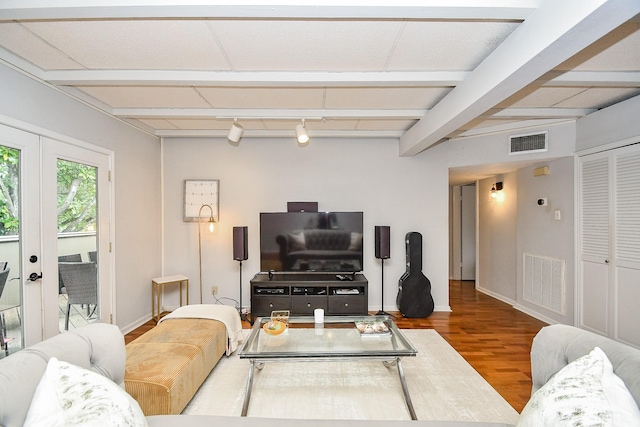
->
{"left": 374, "top": 226, "right": 390, "bottom": 259}
{"left": 233, "top": 226, "right": 248, "bottom": 261}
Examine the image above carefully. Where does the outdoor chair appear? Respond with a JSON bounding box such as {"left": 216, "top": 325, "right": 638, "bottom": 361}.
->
{"left": 58, "top": 253, "right": 82, "bottom": 294}
{"left": 58, "top": 262, "right": 98, "bottom": 330}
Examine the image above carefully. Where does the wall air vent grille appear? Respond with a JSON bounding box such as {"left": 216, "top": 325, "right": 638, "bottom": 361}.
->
{"left": 523, "top": 253, "right": 565, "bottom": 315}
{"left": 509, "top": 132, "right": 548, "bottom": 154}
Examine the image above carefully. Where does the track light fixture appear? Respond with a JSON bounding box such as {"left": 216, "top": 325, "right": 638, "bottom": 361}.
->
{"left": 228, "top": 119, "right": 244, "bottom": 143}
{"left": 296, "top": 119, "right": 309, "bottom": 145}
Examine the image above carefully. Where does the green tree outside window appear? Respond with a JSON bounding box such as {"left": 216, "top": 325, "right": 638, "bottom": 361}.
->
{"left": 0, "top": 147, "right": 97, "bottom": 235}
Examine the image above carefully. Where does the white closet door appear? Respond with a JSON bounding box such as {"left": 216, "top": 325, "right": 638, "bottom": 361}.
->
{"left": 613, "top": 147, "right": 640, "bottom": 346}
{"left": 579, "top": 152, "right": 611, "bottom": 335}
{"left": 579, "top": 142, "right": 640, "bottom": 347}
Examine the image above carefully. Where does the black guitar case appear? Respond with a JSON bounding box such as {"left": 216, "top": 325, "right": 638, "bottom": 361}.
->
{"left": 396, "top": 232, "right": 434, "bottom": 318}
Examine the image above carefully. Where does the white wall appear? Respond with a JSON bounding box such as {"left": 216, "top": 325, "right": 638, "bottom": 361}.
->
{"left": 514, "top": 158, "right": 575, "bottom": 324}
{"left": 161, "top": 137, "right": 451, "bottom": 313}
{"left": 448, "top": 121, "right": 577, "bottom": 322}
{"left": 0, "top": 63, "right": 162, "bottom": 332}
{"left": 447, "top": 122, "right": 576, "bottom": 169}
{"left": 477, "top": 172, "right": 518, "bottom": 302}
{"left": 577, "top": 94, "right": 640, "bottom": 152}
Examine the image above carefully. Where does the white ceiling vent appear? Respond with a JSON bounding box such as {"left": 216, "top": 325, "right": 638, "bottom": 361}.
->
{"left": 509, "top": 132, "right": 548, "bottom": 155}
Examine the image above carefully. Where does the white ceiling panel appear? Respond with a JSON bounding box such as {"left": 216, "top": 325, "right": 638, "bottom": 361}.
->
{"left": 324, "top": 87, "right": 448, "bottom": 109}
{"left": 136, "top": 118, "right": 178, "bottom": 129}
{"left": 356, "top": 119, "right": 416, "bottom": 131}
{"left": 78, "top": 86, "right": 213, "bottom": 108}
{"left": 197, "top": 87, "right": 326, "bottom": 109}
{"left": 557, "top": 21, "right": 640, "bottom": 71}
{"left": 387, "top": 21, "right": 520, "bottom": 71}
{"left": 22, "top": 20, "right": 231, "bottom": 70}
{"left": 497, "top": 87, "right": 587, "bottom": 108}
{"left": 166, "top": 119, "right": 234, "bottom": 130}
{"left": 0, "top": 0, "right": 638, "bottom": 168}
{"left": 0, "top": 23, "right": 84, "bottom": 70}
{"left": 554, "top": 87, "right": 640, "bottom": 109}
{"left": 210, "top": 20, "right": 404, "bottom": 71}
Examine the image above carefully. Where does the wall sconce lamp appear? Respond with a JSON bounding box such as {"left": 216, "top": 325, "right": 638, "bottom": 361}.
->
{"left": 198, "top": 204, "right": 215, "bottom": 303}
{"left": 491, "top": 182, "right": 504, "bottom": 200}
{"left": 296, "top": 119, "right": 309, "bottom": 145}
{"left": 228, "top": 119, "right": 244, "bottom": 143}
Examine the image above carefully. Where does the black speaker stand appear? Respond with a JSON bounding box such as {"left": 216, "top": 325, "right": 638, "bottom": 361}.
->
{"left": 374, "top": 258, "right": 395, "bottom": 318}
{"left": 238, "top": 260, "right": 249, "bottom": 323}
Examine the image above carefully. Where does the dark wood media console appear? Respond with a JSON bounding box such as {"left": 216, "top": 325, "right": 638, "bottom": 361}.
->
{"left": 249, "top": 272, "right": 368, "bottom": 323}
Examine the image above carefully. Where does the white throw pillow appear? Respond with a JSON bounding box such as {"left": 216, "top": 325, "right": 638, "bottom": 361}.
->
{"left": 517, "top": 346, "right": 640, "bottom": 427}
{"left": 24, "top": 357, "right": 148, "bottom": 427}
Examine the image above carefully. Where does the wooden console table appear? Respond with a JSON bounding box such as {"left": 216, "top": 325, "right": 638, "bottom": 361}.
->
{"left": 151, "top": 274, "right": 189, "bottom": 322}
{"left": 249, "top": 272, "right": 368, "bottom": 324}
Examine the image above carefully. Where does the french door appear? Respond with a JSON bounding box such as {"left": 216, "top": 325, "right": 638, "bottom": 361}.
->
{"left": 0, "top": 124, "right": 112, "bottom": 353}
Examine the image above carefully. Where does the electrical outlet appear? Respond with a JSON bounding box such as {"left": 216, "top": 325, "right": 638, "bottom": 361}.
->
{"left": 211, "top": 286, "right": 218, "bottom": 295}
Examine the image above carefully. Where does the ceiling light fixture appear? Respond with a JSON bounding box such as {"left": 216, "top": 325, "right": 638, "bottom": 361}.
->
{"left": 228, "top": 118, "right": 244, "bottom": 143}
{"left": 296, "top": 119, "right": 309, "bottom": 145}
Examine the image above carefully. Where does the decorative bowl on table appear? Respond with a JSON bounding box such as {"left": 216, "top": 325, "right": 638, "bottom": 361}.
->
{"left": 262, "top": 320, "right": 287, "bottom": 336}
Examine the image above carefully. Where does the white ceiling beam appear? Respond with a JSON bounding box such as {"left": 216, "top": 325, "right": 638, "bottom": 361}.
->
{"left": 114, "top": 107, "right": 596, "bottom": 121}
{"left": 44, "top": 68, "right": 640, "bottom": 90}
{"left": 399, "top": 0, "right": 640, "bottom": 157}
{"left": 113, "top": 108, "right": 427, "bottom": 120}
{"left": 154, "top": 129, "right": 404, "bottom": 139}
{"left": 46, "top": 70, "right": 467, "bottom": 87}
{"left": 0, "top": 1, "right": 539, "bottom": 21}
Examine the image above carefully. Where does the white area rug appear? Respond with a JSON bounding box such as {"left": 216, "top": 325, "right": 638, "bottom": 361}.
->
{"left": 183, "top": 329, "right": 520, "bottom": 423}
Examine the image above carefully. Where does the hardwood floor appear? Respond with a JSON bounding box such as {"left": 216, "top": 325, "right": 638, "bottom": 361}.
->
{"left": 125, "top": 280, "right": 547, "bottom": 413}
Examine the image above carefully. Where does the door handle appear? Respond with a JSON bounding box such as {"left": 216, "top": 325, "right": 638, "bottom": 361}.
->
{"left": 28, "top": 272, "right": 43, "bottom": 281}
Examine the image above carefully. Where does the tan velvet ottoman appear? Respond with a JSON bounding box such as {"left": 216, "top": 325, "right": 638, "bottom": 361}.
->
{"left": 125, "top": 318, "right": 226, "bottom": 415}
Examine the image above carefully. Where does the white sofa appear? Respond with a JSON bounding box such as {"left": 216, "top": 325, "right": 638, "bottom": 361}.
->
{"left": 1, "top": 323, "right": 638, "bottom": 426}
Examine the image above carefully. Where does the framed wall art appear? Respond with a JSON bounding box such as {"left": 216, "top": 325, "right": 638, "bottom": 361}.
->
{"left": 184, "top": 179, "right": 219, "bottom": 222}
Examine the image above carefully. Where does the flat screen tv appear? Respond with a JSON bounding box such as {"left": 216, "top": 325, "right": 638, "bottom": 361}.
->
{"left": 260, "top": 211, "right": 364, "bottom": 273}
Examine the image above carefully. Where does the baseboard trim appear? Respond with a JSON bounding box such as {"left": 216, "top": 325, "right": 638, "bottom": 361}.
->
{"left": 475, "top": 286, "right": 516, "bottom": 306}
{"left": 512, "top": 303, "right": 559, "bottom": 325}
{"left": 120, "top": 313, "right": 154, "bottom": 335}
{"left": 476, "top": 286, "right": 558, "bottom": 325}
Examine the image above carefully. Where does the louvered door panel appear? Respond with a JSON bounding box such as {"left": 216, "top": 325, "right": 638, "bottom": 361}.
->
{"left": 579, "top": 153, "right": 611, "bottom": 335}
{"left": 615, "top": 151, "right": 640, "bottom": 267}
{"left": 580, "top": 156, "right": 610, "bottom": 261}
{"left": 614, "top": 148, "right": 640, "bottom": 347}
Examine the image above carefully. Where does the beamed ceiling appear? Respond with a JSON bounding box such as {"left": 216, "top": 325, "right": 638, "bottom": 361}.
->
{"left": 1, "top": 1, "right": 639, "bottom": 168}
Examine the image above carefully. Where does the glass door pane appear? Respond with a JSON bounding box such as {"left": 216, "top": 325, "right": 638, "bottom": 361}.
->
{"left": 56, "top": 159, "right": 98, "bottom": 332}
{"left": 0, "top": 144, "right": 23, "bottom": 357}
{"left": 42, "top": 137, "right": 111, "bottom": 339}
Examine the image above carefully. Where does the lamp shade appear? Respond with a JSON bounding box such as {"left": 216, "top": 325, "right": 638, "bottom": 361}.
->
{"left": 296, "top": 123, "right": 309, "bottom": 144}
{"left": 228, "top": 122, "right": 244, "bottom": 143}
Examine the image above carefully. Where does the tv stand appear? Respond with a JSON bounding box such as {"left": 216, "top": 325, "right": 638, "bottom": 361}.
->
{"left": 250, "top": 272, "right": 368, "bottom": 324}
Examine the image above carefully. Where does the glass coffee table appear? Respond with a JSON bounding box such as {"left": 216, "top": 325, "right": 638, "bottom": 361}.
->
{"left": 238, "top": 315, "right": 418, "bottom": 419}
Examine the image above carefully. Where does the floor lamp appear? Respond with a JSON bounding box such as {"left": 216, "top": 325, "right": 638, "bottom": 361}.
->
{"left": 374, "top": 226, "right": 393, "bottom": 316}
{"left": 198, "top": 204, "right": 215, "bottom": 304}
{"left": 233, "top": 226, "right": 249, "bottom": 323}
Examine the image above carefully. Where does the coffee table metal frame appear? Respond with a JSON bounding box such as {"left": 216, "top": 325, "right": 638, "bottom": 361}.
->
{"left": 238, "top": 315, "right": 418, "bottom": 419}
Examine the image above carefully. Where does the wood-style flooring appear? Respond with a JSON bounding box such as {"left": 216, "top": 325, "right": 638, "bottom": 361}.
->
{"left": 125, "top": 280, "right": 547, "bottom": 412}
